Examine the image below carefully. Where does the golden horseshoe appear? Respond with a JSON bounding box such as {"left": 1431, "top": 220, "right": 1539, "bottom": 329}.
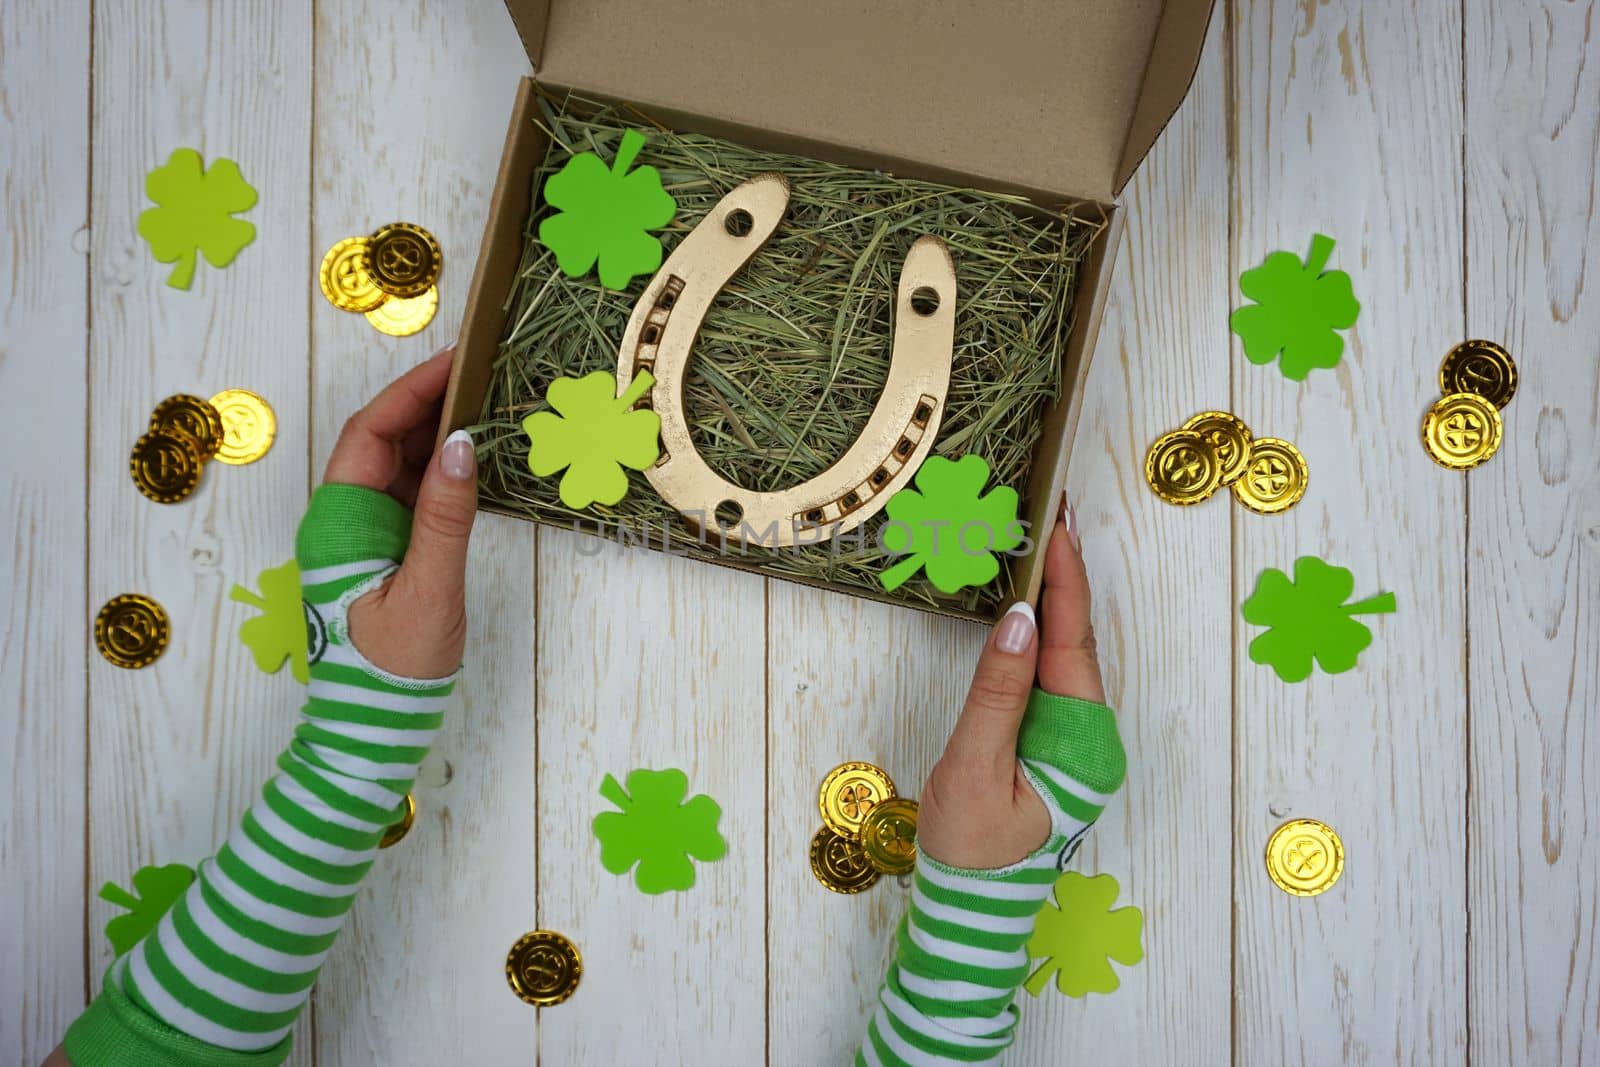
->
{"left": 617, "top": 174, "right": 956, "bottom": 547}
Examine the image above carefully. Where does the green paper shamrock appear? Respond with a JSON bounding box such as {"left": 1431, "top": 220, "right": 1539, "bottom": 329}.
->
{"left": 1024, "top": 871, "right": 1144, "bottom": 999}
{"left": 1241, "top": 556, "right": 1397, "bottom": 683}
{"left": 1230, "top": 233, "right": 1360, "bottom": 380}
{"left": 137, "top": 148, "right": 258, "bottom": 290}
{"left": 101, "top": 863, "right": 195, "bottom": 956}
{"left": 538, "top": 129, "right": 677, "bottom": 290}
{"left": 523, "top": 370, "right": 661, "bottom": 509}
{"left": 231, "top": 559, "right": 321, "bottom": 684}
{"left": 593, "top": 768, "right": 727, "bottom": 895}
{"left": 879, "top": 455, "right": 1022, "bottom": 594}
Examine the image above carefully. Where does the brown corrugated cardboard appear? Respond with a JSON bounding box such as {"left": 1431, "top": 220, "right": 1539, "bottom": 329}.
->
{"left": 505, "top": 0, "right": 1212, "bottom": 202}
{"left": 445, "top": 1, "right": 1216, "bottom": 620}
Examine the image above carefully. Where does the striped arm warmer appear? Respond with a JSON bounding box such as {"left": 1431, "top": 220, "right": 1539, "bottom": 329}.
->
{"left": 65, "top": 484, "right": 453, "bottom": 1067}
{"left": 858, "top": 692, "right": 1126, "bottom": 1066}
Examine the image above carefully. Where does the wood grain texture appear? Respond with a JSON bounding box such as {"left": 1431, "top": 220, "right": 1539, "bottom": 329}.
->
{"left": 306, "top": 2, "right": 535, "bottom": 1063}
{"left": 84, "top": 3, "right": 314, "bottom": 1064}
{"left": 765, "top": 588, "right": 974, "bottom": 1066}
{"left": 1230, "top": 0, "right": 1469, "bottom": 1063}
{"left": 535, "top": 530, "right": 767, "bottom": 1063}
{"left": 1464, "top": 1, "right": 1600, "bottom": 1062}
{"left": 0, "top": 3, "right": 90, "bottom": 1062}
{"left": 1010, "top": 11, "right": 1234, "bottom": 1063}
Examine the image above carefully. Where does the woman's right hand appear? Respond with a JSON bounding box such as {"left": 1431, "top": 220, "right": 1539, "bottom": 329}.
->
{"left": 915, "top": 496, "right": 1106, "bottom": 870}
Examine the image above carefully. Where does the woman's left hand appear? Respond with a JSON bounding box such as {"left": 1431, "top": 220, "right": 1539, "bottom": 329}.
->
{"left": 324, "top": 347, "right": 480, "bottom": 678}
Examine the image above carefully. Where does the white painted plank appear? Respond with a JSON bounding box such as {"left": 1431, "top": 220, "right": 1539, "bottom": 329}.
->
{"left": 534, "top": 530, "right": 768, "bottom": 1062}
{"left": 1231, "top": 0, "right": 1468, "bottom": 1062}
{"left": 765, "top": 589, "right": 976, "bottom": 1067}
{"left": 0, "top": 3, "right": 91, "bottom": 1062}
{"left": 1464, "top": 1, "right": 1600, "bottom": 1062}
{"left": 86, "top": 3, "right": 314, "bottom": 1064}
{"left": 306, "top": 3, "right": 536, "bottom": 1063}
{"left": 1010, "top": 12, "right": 1233, "bottom": 1063}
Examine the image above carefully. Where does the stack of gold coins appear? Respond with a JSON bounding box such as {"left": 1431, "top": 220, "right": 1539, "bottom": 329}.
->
{"left": 319, "top": 222, "right": 441, "bottom": 337}
{"left": 1145, "top": 411, "right": 1308, "bottom": 515}
{"left": 131, "top": 390, "right": 277, "bottom": 503}
{"left": 1422, "top": 340, "right": 1515, "bottom": 470}
{"left": 810, "top": 761, "right": 920, "bottom": 893}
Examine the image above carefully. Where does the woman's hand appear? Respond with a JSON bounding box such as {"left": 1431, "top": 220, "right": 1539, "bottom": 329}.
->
{"left": 916, "top": 497, "right": 1105, "bottom": 870}
{"left": 324, "top": 347, "right": 480, "bottom": 678}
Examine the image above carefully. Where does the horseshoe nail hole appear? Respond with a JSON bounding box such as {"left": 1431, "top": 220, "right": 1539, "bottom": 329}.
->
{"left": 894, "top": 437, "right": 914, "bottom": 459}
{"left": 724, "top": 209, "right": 755, "bottom": 237}
{"left": 841, "top": 491, "right": 860, "bottom": 508}
{"left": 657, "top": 290, "right": 676, "bottom": 310}
{"left": 641, "top": 324, "right": 660, "bottom": 344}
{"left": 910, "top": 286, "right": 941, "bottom": 316}
{"left": 714, "top": 499, "right": 743, "bottom": 529}
{"left": 913, "top": 403, "right": 932, "bottom": 426}
{"left": 803, "top": 508, "right": 824, "bottom": 525}
{"left": 871, "top": 467, "right": 889, "bottom": 486}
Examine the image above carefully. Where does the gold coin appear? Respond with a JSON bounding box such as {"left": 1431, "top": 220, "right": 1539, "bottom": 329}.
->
{"left": 1230, "top": 437, "right": 1308, "bottom": 514}
{"left": 378, "top": 793, "right": 415, "bottom": 849}
{"left": 1422, "top": 392, "right": 1503, "bottom": 470}
{"left": 130, "top": 431, "right": 203, "bottom": 504}
{"left": 364, "top": 287, "right": 438, "bottom": 337}
{"left": 505, "top": 929, "right": 582, "bottom": 1006}
{"left": 860, "top": 797, "right": 919, "bottom": 876}
{"left": 208, "top": 389, "right": 277, "bottom": 465}
{"left": 819, "top": 761, "right": 896, "bottom": 839}
{"left": 149, "top": 394, "right": 224, "bottom": 460}
{"left": 1181, "top": 411, "right": 1254, "bottom": 486}
{"left": 1265, "top": 818, "right": 1345, "bottom": 897}
{"left": 318, "top": 236, "right": 387, "bottom": 313}
{"left": 94, "top": 594, "right": 170, "bottom": 669}
{"left": 809, "top": 826, "right": 881, "bottom": 894}
{"left": 1439, "top": 340, "right": 1516, "bottom": 409}
{"left": 1144, "top": 429, "right": 1222, "bottom": 505}
{"left": 363, "top": 222, "right": 440, "bottom": 298}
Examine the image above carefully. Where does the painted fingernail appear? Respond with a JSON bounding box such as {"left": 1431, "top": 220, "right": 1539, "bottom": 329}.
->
{"left": 1064, "top": 493, "right": 1081, "bottom": 552}
{"left": 441, "top": 428, "right": 475, "bottom": 481}
{"left": 995, "top": 601, "right": 1036, "bottom": 655}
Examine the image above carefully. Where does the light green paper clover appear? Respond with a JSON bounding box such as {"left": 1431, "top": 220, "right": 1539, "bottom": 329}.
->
{"left": 1230, "top": 233, "right": 1360, "bottom": 380}
{"left": 231, "top": 559, "right": 313, "bottom": 684}
{"left": 1024, "top": 871, "right": 1144, "bottom": 999}
{"left": 1241, "top": 556, "right": 1396, "bottom": 683}
{"left": 878, "top": 454, "right": 1022, "bottom": 594}
{"left": 593, "top": 768, "right": 727, "bottom": 895}
{"left": 137, "top": 148, "right": 258, "bottom": 290}
{"left": 523, "top": 370, "right": 661, "bottom": 509}
{"left": 538, "top": 129, "right": 677, "bottom": 290}
{"left": 101, "top": 863, "right": 195, "bottom": 956}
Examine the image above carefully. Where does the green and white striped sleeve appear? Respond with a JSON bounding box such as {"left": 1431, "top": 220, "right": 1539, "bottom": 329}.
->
{"left": 859, "top": 691, "right": 1126, "bottom": 1066}
{"left": 64, "top": 484, "right": 455, "bottom": 1067}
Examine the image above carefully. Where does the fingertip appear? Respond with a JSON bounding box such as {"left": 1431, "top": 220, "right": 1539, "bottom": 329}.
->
{"left": 440, "top": 428, "right": 476, "bottom": 482}
{"left": 994, "top": 600, "right": 1037, "bottom": 655}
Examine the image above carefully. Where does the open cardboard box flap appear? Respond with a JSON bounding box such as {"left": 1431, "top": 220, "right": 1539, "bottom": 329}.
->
{"left": 504, "top": 0, "right": 1214, "bottom": 202}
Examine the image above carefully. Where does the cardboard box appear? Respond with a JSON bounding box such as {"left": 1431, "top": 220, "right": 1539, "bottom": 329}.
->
{"left": 443, "top": 0, "right": 1215, "bottom": 620}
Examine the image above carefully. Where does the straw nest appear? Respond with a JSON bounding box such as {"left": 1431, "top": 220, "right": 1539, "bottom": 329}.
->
{"left": 473, "top": 91, "right": 1102, "bottom": 616}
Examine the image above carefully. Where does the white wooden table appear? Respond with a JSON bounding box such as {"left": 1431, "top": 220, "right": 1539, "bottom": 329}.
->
{"left": 4, "top": 2, "right": 1597, "bottom": 1064}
